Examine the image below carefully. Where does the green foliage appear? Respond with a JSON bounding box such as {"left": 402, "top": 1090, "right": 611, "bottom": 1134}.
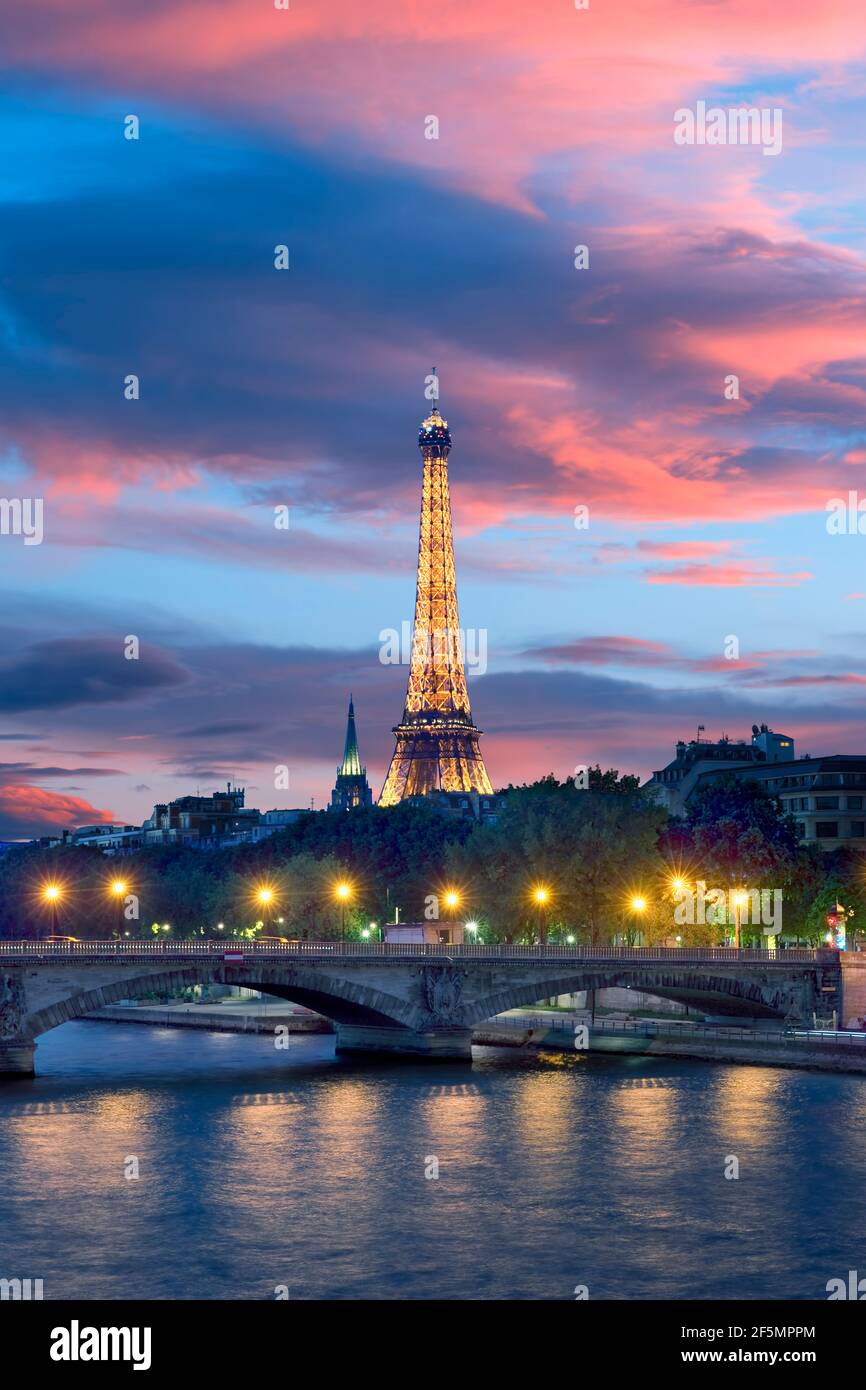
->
{"left": 0, "top": 771, "right": 859, "bottom": 946}
{"left": 669, "top": 775, "right": 825, "bottom": 942}
{"left": 446, "top": 772, "right": 668, "bottom": 943}
{"left": 0, "top": 803, "right": 474, "bottom": 939}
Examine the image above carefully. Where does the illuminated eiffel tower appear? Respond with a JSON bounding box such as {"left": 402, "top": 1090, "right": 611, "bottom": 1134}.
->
{"left": 379, "top": 381, "right": 493, "bottom": 805}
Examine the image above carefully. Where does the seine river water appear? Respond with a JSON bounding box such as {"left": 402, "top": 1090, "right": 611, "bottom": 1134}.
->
{"left": 2, "top": 1021, "right": 865, "bottom": 1301}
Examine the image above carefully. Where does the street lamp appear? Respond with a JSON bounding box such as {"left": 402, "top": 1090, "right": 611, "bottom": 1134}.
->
{"left": 444, "top": 889, "right": 461, "bottom": 916}
{"left": 627, "top": 895, "right": 647, "bottom": 946}
{"left": 532, "top": 886, "right": 551, "bottom": 946}
{"left": 41, "top": 884, "right": 63, "bottom": 940}
{"left": 335, "top": 882, "right": 352, "bottom": 940}
{"left": 109, "top": 878, "right": 128, "bottom": 939}
{"left": 256, "top": 887, "right": 276, "bottom": 937}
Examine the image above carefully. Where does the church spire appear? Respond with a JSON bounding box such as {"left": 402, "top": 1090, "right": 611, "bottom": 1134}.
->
{"left": 339, "top": 694, "right": 363, "bottom": 777}
{"left": 329, "top": 694, "right": 373, "bottom": 812}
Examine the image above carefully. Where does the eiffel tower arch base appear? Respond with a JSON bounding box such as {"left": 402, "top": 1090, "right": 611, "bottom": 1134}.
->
{"left": 335, "top": 1021, "right": 473, "bottom": 1060}
{"left": 379, "top": 724, "right": 493, "bottom": 805}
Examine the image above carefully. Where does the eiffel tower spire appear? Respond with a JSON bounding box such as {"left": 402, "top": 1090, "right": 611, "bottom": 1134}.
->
{"left": 379, "top": 382, "right": 493, "bottom": 805}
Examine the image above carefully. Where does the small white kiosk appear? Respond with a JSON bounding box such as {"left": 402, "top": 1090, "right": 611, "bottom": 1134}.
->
{"left": 383, "top": 921, "right": 466, "bottom": 946}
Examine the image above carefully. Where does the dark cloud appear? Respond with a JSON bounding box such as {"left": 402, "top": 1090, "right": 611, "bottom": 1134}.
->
{"left": 0, "top": 639, "right": 189, "bottom": 712}
{"left": 0, "top": 762, "right": 125, "bottom": 776}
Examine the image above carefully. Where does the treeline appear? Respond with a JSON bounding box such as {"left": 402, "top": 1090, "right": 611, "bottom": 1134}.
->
{"left": 0, "top": 770, "right": 862, "bottom": 945}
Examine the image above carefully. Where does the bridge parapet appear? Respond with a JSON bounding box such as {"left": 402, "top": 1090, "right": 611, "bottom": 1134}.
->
{"left": 0, "top": 941, "right": 838, "bottom": 964}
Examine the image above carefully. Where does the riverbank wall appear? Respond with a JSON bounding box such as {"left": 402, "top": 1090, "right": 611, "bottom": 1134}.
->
{"left": 474, "top": 1017, "right": 866, "bottom": 1074}
{"left": 86, "top": 1003, "right": 334, "bottom": 1035}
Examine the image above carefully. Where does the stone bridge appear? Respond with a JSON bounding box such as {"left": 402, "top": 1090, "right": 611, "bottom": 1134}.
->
{"left": 0, "top": 941, "right": 843, "bottom": 1072}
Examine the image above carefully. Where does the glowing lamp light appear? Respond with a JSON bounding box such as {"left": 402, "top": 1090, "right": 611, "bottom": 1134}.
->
{"left": 43, "top": 885, "right": 62, "bottom": 903}
{"left": 630, "top": 896, "right": 647, "bottom": 913}
{"left": 335, "top": 883, "right": 351, "bottom": 901}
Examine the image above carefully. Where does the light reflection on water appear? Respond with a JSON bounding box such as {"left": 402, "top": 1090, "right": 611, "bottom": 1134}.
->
{"left": 1, "top": 1021, "right": 865, "bottom": 1300}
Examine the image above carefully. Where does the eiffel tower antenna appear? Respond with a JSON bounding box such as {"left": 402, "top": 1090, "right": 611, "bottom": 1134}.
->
{"left": 378, "top": 384, "right": 492, "bottom": 805}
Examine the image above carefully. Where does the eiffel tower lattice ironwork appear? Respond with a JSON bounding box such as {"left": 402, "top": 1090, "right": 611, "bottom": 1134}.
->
{"left": 379, "top": 383, "right": 493, "bottom": 806}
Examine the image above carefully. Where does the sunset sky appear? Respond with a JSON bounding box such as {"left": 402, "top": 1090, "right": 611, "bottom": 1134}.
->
{"left": 1, "top": 0, "right": 865, "bottom": 836}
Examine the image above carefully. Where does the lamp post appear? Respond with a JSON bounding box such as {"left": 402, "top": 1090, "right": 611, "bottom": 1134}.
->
{"left": 41, "top": 884, "right": 62, "bottom": 941}
{"left": 256, "top": 887, "right": 275, "bottom": 938}
{"left": 335, "top": 882, "right": 352, "bottom": 940}
{"left": 109, "top": 878, "right": 128, "bottom": 939}
{"left": 533, "top": 887, "right": 551, "bottom": 946}
{"left": 628, "top": 895, "right": 647, "bottom": 947}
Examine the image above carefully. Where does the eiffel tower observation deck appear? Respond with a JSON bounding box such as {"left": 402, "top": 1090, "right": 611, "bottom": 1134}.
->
{"left": 379, "top": 382, "right": 493, "bottom": 805}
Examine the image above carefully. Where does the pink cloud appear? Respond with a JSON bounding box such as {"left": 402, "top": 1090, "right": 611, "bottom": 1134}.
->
{"left": 526, "top": 636, "right": 675, "bottom": 667}
{"left": 7, "top": 0, "right": 866, "bottom": 215}
{"left": 645, "top": 563, "right": 814, "bottom": 587}
{"left": 0, "top": 784, "right": 115, "bottom": 833}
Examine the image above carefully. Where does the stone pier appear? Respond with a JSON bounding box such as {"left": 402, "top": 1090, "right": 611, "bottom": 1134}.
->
{"left": 0, "top": 1041, "right": 35, "bottom": 1077}
{"left": 335, "top": 1022, "right": 473, "bottom": 1059}
{"left": 841, "top": 953, "right": 866, "bottom": 1027}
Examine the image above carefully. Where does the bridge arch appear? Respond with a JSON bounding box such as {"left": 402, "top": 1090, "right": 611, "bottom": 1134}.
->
{"left": 22, "top": 963, "right": 421, "bottom": 1040}
{"left": 464, "top": 968, "right": 801, "bottom": 1025}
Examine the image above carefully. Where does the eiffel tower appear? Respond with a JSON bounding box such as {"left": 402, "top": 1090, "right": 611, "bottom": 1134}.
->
{"left": 379, "top": 381, "right": 493, "bottom": 805}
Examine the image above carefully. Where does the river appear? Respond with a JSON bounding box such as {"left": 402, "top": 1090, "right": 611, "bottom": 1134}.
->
{"left": 1, "top": 1021, "right": 864, "bottom": 1300}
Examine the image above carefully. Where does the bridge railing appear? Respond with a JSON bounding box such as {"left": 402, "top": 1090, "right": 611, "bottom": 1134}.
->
{"left": 0, "top": 940, "right": 838, "bottom": 963}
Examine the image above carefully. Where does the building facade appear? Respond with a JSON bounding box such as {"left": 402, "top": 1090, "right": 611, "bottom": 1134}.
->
{"left": 142, "top": 783, "right": 259, "bottom": 846}
{"left": 646, "top": 724, "right": 795, "bottom": 815}
{"left": 646, "top": 724, "right": 866, "bottom": 852}
{"left": 402, "top": 789, "right": 505, "bottom": 824}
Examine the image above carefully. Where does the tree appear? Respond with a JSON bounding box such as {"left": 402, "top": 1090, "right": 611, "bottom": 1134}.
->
{"left": 670, "top": 775, "right": 823, "bottom": 943}
{"left": 445, "top": 774, "right": 669, "bottom": 943}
